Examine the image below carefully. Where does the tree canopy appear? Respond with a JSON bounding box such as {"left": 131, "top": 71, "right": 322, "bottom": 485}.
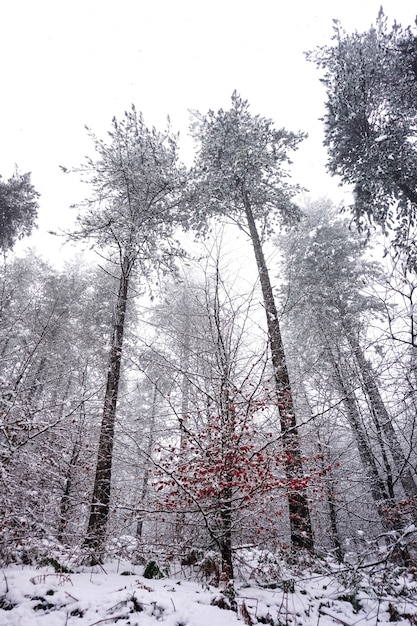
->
{"left": 66, "top": 106, "right": 186, "bottom": 271}
{"left": 0, "top": 169, "right": 39, "bottom": 252}
{"left": 189, "top": 91, "right": 304, "bottom": 235}
{"left": 308, "top": 11, "right": 417, "bottom": 269}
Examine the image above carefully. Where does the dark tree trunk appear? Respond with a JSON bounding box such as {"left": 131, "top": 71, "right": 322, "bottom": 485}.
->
{"left": 83, "top": 254, "right": 133, "bottom": 559}
{"left": 219, "top": 484, "right": 234, "bottom": 581}
{"left": 243, "top": 191, "right": 313, "bottom": 550}
{"left": 215, "top": 271, "right": 235, "bottom": 579}
{"left": 219, "top": 405, "right": 234, "bottom": 581}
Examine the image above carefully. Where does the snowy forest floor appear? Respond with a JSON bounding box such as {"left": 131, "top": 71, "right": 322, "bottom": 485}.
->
{"left": 1, "top": 550, "right": 417, "bottom": 625}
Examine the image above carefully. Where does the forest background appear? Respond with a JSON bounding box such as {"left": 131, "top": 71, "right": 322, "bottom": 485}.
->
{"left": 1, "top": 2, "right": 417, "bottom": 621}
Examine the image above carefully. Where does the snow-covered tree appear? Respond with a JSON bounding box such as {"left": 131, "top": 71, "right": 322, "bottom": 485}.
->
{"left": 0, "top": 169, "right": 39, "bottom": 252}
{"left": 278, "top": 199, "right": 417, "bottom": 559}
{"left": 150, "top": 266, "right": 305, "bottom": 582}
{"left": 65, "top": 106, "right": 186, "bottom": 560}
{"left": 0, "top": 254, "right": 112, "bottom": 561}
{"left": 188, "top": 93, "right": 313, "bottom": 550}
{"left": 308, "top": 11, "right": 417, "bottom": 269}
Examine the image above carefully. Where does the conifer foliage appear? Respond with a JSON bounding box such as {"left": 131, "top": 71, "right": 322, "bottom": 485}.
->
{"left": 0, "top": 169, "right": 39, "bottom": 252}
{"left": 308, "top": 11, "right": 417, "bottom": 268}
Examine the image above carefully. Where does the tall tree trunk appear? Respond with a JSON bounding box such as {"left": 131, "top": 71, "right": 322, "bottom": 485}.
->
{"left": 215, "top": 269, "right": 235, "bottom": 579}
{"left": 343, "top": 319, "right": 417, "bottom": 505}
{"left": 243, "top": 191, "right": 313, "bottom": 550}
{"left": 219, "top": 485, "right": 234, "bottom": 581}
{"left": 83, "top": 254, "right": 133, "bottom": 559}
{"left": 219, "top": 399, "right": 234, "bottom": 581}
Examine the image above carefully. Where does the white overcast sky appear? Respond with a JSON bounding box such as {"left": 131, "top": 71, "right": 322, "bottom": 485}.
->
{"left": 1, "top": 0, "right": 416, "bottom": 257}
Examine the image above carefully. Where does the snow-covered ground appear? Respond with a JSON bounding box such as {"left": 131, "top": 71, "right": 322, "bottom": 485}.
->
{"left": 1, "top": 557, "right": 416, "bottom": 625}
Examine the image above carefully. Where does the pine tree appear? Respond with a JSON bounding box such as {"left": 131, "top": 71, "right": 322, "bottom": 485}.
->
{"left": 65, "top": 106, "right": 186, "bottom": 560}
{"left": 308, "top": 11, "right": 417, "bottom": 269}
{"left": 188, "top": 93, "right": 313, "bottom": 550}
{"left": 0, "top": 169, "right": 39, "bottom": 252}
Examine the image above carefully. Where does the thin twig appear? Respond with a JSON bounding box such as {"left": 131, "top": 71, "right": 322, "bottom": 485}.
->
{"left": 88, "top": 617, "right": 127, "bottom": 626}
{"left": 319, "top": 606, "right": 354, "bottom": 626}
{"left": 65, "top": 590, "right": 79, "bottom": 602}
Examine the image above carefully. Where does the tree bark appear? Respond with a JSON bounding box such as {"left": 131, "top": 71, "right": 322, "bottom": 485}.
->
{"left": 83, "top": 254, "right": 133, "bottom": 559}
{"left": 242, "top": 191, "right": 313, "bottom": 550}
{"left": 219, "top": 477, "right": 234, "bottom": 581}
{"left": 216, "top": 271, "right": 235, "bottom": 579}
